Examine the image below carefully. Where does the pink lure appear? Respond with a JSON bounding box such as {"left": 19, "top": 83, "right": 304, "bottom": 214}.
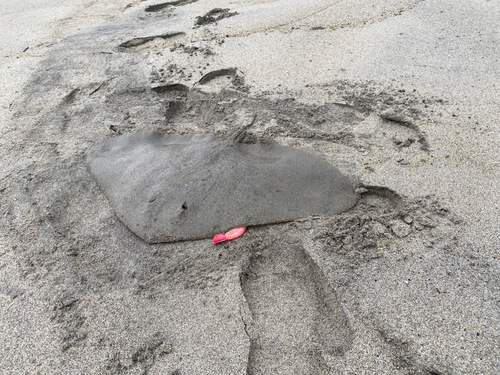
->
{"left": 213, "top": 226, "right": 247, "bottom": 244}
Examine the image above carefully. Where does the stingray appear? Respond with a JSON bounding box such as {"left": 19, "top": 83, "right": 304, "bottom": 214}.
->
{"left": 87, "top": 128, "right": 356, "bottom": 243}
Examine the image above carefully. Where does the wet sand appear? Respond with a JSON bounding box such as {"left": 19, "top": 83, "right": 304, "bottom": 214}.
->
{"left": 1, "top": 0, "right": 499, "bottom": 374}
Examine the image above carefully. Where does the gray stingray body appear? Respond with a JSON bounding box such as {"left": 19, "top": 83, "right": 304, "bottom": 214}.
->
{"left": 87, "top": 131, "right": 356, "bottom": 243}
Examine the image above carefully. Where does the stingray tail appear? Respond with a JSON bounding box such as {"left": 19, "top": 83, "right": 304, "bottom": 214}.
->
{"left": 230, "top": 115, "right": 257, "bottom": 144}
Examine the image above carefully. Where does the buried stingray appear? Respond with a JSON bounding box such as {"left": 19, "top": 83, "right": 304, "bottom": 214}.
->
{"left": 87, "top": 123, "right": 357, "bottom": 243}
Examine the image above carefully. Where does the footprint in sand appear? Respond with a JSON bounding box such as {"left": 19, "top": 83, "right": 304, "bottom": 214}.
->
{"left": 241, "top": 241, "right": 352, "bottom": 374}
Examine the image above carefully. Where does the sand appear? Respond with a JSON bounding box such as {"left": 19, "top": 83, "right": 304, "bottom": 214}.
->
{"left": 1, "top": 0, "right": 499, "bottom": 374}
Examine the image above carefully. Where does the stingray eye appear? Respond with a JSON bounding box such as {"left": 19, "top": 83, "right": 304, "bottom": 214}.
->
{"left": 182, "top": 202, "right": 188, "bottom": 210}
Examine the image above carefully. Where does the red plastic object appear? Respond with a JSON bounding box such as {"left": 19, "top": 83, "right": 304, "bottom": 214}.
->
{"left": 213, "top": 226, "right": 247, "bottom": 244}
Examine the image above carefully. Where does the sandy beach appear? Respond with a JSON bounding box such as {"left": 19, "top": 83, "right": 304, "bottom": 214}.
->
{"left": 1, "top": 0, "right": 499, "bottom": 374}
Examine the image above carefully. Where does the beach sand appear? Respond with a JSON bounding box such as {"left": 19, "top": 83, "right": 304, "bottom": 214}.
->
{"left": 1, "top": 0, "right": 499, "bottom": 373}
